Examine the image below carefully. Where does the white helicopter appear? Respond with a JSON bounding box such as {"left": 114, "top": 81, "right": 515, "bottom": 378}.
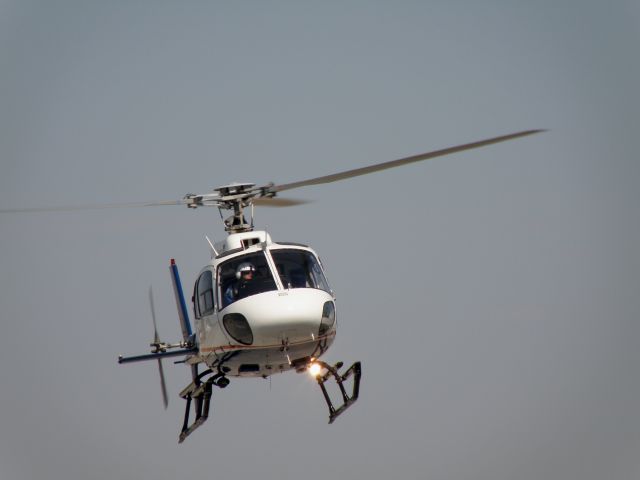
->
{"left": 1, "top": 129, "right": 543, "bottom": 442}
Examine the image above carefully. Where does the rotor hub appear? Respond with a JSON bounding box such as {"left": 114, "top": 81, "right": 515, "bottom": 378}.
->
{"left": 214, "top": 183, "right": 258, "bottom": 233}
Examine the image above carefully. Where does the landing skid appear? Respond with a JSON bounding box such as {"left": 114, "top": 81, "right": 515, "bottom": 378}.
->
{"left": 178, "top": 368, "right": 229, "bottom": 443}
{"left": 177, "top": 359, "right": 361, "bottom": 443}
{"left": 313, "top": 360, "right": 362, "bottom": 423}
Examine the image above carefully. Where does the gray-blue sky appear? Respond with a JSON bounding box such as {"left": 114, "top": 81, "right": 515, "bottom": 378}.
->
{"left": 1, "top": 2, "right": 639, "bottom": 479}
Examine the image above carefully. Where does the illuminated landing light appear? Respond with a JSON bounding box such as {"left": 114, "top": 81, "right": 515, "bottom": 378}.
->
{"left": 308, "top": 362, "right": 322, "bottom": 378}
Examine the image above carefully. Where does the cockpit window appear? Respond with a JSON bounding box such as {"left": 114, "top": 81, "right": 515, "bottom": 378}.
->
{"left": 218, "top": 252, "right": 277, "bottom": 308}
{"left": 271, "top": 249, "right": 331, "bottom": 293}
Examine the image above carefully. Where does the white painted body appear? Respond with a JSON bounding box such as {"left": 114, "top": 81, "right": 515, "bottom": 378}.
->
{"left": 189, "top": 231, "right": 336, "bottom": 377}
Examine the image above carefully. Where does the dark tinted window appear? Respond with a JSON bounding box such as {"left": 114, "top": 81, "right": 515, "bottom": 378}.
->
{"left": 271, "top": 249, "right": 331, "bottom": 293}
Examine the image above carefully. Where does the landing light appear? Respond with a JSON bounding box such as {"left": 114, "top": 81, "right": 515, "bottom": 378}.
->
{"left": 308, "top": 363, "right": 322, "bottom": 378}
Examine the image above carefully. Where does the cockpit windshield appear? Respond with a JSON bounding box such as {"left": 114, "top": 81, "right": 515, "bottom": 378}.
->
{"left": 218, "top": 252, "right": 277, "bottom": 308}
{"left": 271, "top": 249, "right": 331, "bottom": 293}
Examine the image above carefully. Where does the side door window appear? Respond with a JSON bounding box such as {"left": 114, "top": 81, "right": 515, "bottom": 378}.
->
{"left": 196, "top": 270, "right": 215, "bottom": 317}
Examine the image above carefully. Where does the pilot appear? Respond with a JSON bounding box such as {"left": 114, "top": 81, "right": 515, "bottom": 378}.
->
{"left": 224, "top": 262, "right": 256, "bottom": 305}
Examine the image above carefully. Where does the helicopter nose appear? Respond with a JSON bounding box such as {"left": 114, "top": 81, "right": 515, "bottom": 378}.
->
{"left": 222, "top": 289, "right": 335, "bottom": 345}
{"left": 274, "top": 293, "right": 335, "bottom": 341}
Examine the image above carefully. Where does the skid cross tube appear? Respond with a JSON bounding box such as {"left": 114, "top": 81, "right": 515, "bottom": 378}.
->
{"left": 314, "top": 360, "right": 362, "bottom": 424}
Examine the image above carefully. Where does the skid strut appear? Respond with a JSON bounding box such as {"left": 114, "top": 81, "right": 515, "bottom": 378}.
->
{"left": 313, "top": 360, "right": 362, "bottom": 423}
{"left": 178, "top": 369, "right": 229, "bottom": 443}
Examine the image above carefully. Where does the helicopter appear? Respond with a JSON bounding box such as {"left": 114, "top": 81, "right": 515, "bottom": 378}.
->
{"left": 1, "top": 129, "right": 543, "bottom": 442}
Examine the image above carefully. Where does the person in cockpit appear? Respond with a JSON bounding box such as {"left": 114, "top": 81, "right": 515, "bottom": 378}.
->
{"left": 224, "top": 262, "right": 256, "bottom": 305}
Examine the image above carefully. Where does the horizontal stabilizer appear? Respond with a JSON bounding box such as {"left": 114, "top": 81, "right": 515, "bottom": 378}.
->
{"left": 118, "top": 348, "right": 197, "bottom": 364}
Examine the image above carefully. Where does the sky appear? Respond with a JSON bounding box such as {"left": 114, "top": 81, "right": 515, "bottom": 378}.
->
{"left": 1, "top": 1, "right": 639, "bottom": 479}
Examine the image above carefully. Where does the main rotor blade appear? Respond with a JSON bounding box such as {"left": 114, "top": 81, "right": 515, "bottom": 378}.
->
{"left": 269, "top": 129, "right": 545, "bottom": 193}
{"left": 0, "top": 199, "right": 186, "bottom": 214}
{"left": 252, "top": 197, "right": 310, "bottom": 207}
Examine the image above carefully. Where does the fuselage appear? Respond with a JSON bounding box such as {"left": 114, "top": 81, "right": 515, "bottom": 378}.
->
{"left": 189, "top": 231, "right": 336, "bottom": 377}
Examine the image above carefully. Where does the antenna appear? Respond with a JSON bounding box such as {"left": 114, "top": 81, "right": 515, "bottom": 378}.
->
{"left": 205, "top": 235, "right": 218, "bottom": 257}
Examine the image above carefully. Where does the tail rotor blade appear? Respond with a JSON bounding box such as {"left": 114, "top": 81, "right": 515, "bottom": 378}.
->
{"left": 149, "top": 286, "right": 169, "bottom": 409}
{"left": 157, "top": 358, "right": 169, "bottom": 410}
{"left": 149, "top": 287, "right": 160, "bottom": 343}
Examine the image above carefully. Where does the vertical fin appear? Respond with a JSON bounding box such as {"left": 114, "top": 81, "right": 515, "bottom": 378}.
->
{"left": 170, "top": 258, "right": 193, "bottom": 342}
